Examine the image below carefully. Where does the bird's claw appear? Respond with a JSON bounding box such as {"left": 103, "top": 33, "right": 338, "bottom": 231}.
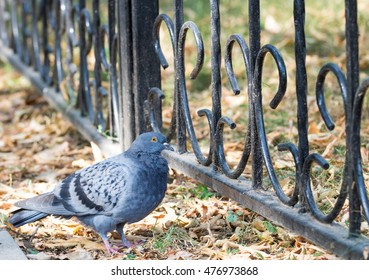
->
{"left": 109, "top": 247, "right": 124, "bottom": 255}
{"left": 113, "top": 239, "right": 145, "bottom": 249}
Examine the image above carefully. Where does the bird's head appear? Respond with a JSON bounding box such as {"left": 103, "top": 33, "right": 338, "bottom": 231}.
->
{"left": 128, "top": 132, "right": 174, "bottom": 155}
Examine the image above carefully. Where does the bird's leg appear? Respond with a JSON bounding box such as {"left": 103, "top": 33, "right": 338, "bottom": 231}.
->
{"left": 116, "top": 222, "right": 134, "bottom": 247}
{"left": 103, "top": 239, "right": 121, "bottom": 254}
{"left": 100, "top": 233, "right": 122, "bottom": 255}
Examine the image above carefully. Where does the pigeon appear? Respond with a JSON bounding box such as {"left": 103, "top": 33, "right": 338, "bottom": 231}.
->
{"left": 8, "top": 132, "right": 174, "bottom": 254}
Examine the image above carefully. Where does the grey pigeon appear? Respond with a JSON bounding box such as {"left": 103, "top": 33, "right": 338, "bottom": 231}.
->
{"left": 9, "top": 132, "right": 173, "bottom": 254}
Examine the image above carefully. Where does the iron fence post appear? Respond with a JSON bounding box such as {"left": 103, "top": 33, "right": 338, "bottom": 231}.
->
{"left": 117, "top": 0, "right": 134, "bottom": 149}
{"left": 293, "top": 0, "right": 309, "bottom": 210}
{"left": 210, "top": 0, "right": 222, "bottom": 170}
{"left": 174, "top": 0, "right": 187, "bottom": 153}
{"left": 53, "top": 0, "right": 63, "bottom": 92}
{"left": 345, "top": 0, "right": 361, "bottom": 237}
{"left": 0, "top": 0, "right": 8, "bottom": 45}
{"left": 108, "top": 0, "right": 120, "bottom": 140}
{"left": 31, "top": 0, "right": 42, "bottom": 74}
{"left": 1, "top": 0, "right": 369, "bottom": 259}
{"left": 117, "top": 0, "right": 160, "bottom": 149}
{"left": 10, "top": 1, "right": 21, "bottom": 57}
{"left": 248, "top": 0, "right": 262, "bottom": 189}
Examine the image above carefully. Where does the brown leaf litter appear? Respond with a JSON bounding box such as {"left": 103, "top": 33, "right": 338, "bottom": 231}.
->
{"left": 0, "top": 71, "right": 338, "bottom": 260}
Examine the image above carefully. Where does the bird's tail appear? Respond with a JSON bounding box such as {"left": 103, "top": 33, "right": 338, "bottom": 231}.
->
{"left": 8, "top": 209, "right": 48, "bottom": 228}
{"left": 8, "top": 192, "right": 76, "bottom": 227}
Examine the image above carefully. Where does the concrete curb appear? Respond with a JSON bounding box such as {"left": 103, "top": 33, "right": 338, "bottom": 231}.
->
{"left": 0, "top": 229, "right": 28, "bottom": 260}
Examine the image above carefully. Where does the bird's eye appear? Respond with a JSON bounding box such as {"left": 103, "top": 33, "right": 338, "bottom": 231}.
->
{"left": 151, "top": 136, "right": 158, "bottom": 143}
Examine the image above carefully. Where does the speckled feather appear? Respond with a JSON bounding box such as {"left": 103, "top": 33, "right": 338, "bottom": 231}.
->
{"left": 9, "top": 132, "right": 173, "bottom": 254}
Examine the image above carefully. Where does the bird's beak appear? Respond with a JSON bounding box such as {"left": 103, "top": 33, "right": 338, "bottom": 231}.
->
{"left": 163, "top": 142, "right": 175, "bottom": 152}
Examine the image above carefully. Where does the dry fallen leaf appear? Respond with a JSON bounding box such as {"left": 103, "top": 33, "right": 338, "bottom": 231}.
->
{"left": 34, "top": 142, "right": 70, "bottom": 164}
{"left": 167, "top": 250, "right": 193, "bottom": 260}
{"left": 0, "top": 203, "right": 12, "bottom": 210}
{"left": 275, "top": 159, "right": 295, "bottom": 169}
{"left": 27, "top": 252, "right": 52, "bottom": 260}
{"left": 252, "top": 219, "right": 266, "bottom": 232}
{"left": 0, "top": 78, "right": 339, "bottom": 260}
{"left": 64, "top": 247, "right": 94, "bottom": 260}
{"left": 308, "top": 121, "right": 320, "bottom": 134}
{"left": 41, "top": 236, "right": 106, "bottom": 251}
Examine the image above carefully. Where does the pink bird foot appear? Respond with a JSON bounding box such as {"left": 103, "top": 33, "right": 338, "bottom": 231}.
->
{"left": 103, "top": 240, "right": 124, "bottom": 255}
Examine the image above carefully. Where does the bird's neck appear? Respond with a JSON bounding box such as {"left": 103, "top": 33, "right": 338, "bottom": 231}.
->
{"left": 126, "top": 149, "right": 162, "bottom": 160}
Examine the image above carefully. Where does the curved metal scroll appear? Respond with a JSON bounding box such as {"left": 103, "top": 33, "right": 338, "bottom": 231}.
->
{"left": 253, "top": 44, "right": 295, "bottom": 205}
{"left": 300, "top": 63, "right": 350, "bottom": 223}
{"left": 177, "top": 21, "right": 213, "bottom": 166}
{"left": 152, "top": 13, "right": 177, "bottom": 142}
{"left": 219, "top": 34, "right": 252, "bottom": 179}
{"left": 351, "top": 78, "right": 369, "bottom": 223}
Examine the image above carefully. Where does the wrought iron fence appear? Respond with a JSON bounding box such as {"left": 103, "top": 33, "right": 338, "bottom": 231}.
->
{"left": 1, "top": 0, "right": 369, "bottom": 259}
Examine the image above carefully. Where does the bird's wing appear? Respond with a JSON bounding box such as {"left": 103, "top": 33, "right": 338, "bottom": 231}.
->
{"left": 15, "top": 192, "right": 75, "bottom": 216}
{"left": 53, "top": 157, "right": 134, "bottom": 216}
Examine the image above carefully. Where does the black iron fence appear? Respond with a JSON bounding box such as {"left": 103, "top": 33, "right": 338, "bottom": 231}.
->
{"left": 1, "top": 0, "right": 369, "bottom": 259}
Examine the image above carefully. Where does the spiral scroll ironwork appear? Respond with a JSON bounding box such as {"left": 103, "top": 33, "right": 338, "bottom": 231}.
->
{"left": 351, "top": 78, "right": 369, "bottom": 223}
{"left": 148, "top": 0, "right": 369, "bottom": 240}
{"left": 301, "top": 63, "right": 350, "bottom": 223}
{"left": 1, "top": 0, "right": 369, "bottom": 257}
{"left": 152, "top": 13, "right": 177, "bottom": 142}
{"left": 0, "top": 0, "right": 121, "bottom": 139}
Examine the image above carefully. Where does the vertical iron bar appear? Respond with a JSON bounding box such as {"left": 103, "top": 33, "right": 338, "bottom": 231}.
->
{"left": 108, "top": 0, "right": 120, "bottom": 139}
{"left": 131, "top": 0, "right": 161, "bottom": 136}
{"left": 117, "top": 0, "right": 134, "bottom": 149}
{"left": 10, "top": 1, "right": 21, "bottom": 56}
{"left": 249, "top": 0, "right": 262, "bottom": 188}
{"left": 65, "top": 0, "right": 78, "bottom": 104}
{"left": 53, "top": 0, "right": 63, "bottom": 92}
{"left": 294, "top": 0, "right": 309, "bottom": 207}
{"left": 31, "top": 0, "right": 42, "bottom": 73}
{"left": 77, "top": 0, "right": 94, "bottom": 121}
{"left": 174, "top": 0, "right": 187, "bottom": 153}
{"left": 345, "top": 0, "right": 361, "bottom": 237}
{"left": 41, "top": 0, "right": 51, "bottom": 85}
{"left": 20, "top": 2, "right": 30, "bottom": 65}
{"left": 93, "top": 0, "right": 103, "bottom": 128}
{"left": 0, "top": 0, "right": 9, "bottom": 45}
{"left": 210, "top": 0, "right": 222, "bottom": 169}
